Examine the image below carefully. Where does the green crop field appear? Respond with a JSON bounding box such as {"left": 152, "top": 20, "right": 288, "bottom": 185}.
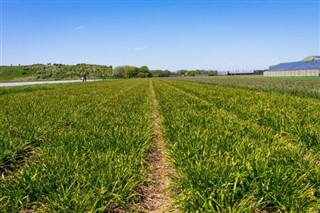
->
{"left": 1, "top": 78, "right": 319, "bottom": 212}
{"left": 177, "top": 76, "right": 320, "bottom": 99}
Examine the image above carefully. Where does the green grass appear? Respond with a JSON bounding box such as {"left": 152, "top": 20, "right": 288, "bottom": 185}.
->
{"left": 0, "top": 66, "right": 37, "bottom": 81}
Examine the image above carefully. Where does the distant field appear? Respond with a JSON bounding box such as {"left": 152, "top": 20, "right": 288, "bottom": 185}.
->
{"left": 1, "top": 78, "right": 319, "bottom": 212}
{"left": 177, "top": 76, "right": 320, "bottom": 99}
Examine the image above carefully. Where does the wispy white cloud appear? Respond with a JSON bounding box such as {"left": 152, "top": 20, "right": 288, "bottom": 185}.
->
{"left": 133, "top": 46, "right": 148, "bottom": 52}
{"left": 73, "top": 25, "right": 85, "bottom": 31}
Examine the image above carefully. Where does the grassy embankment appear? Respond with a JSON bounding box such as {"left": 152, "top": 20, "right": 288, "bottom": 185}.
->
{"left": 0, "top": 66, "right": 37, "bottom": 81}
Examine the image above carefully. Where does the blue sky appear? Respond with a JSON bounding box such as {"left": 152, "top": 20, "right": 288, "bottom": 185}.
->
{"left": 1, "top": 0, "right": 319, "bottom": 71}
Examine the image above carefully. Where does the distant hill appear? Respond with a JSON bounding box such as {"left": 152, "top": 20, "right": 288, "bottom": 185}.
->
{"left": 0, "top": 66, "right": 37, "bottom": 81}
{"left": 0, "top": 64, "right": 113, "bottom": 81}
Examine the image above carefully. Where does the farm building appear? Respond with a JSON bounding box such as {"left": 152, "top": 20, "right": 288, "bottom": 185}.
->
{"left": 264, "top": 56, "right": 320, "bottom": 77}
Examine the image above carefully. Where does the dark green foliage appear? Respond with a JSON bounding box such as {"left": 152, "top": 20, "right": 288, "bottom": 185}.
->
{"left": 113, "top": 65, "right": 152, "bottom": 78}
{"left": 176, "top": 69, "right": 218, "bottom": 76}
{"left": 150, "top": 70, "right": 172, "bottom": 77}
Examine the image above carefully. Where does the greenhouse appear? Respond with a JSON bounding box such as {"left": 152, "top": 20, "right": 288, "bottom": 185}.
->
{"left": 264, "top": 56, "right": 320, "bottom": 77}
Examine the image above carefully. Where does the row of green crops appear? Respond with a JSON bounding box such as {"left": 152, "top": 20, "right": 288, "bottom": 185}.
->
{"left": 153, "top": 79, "right": 320, "bottom": 212}
{"left": 0, "top": 79, "right": 154, "bottom": 211}
{"left": 1, "top": 80, "right": 135, "bottom": 174}
{"left": 2, "top": 78, "right": 320, "bottom": 212}
{"left": 177, "top": 76, "right": 320, "bottom": 99}
{"left": 165, "top": 80, "right": 320, "bottom": 152}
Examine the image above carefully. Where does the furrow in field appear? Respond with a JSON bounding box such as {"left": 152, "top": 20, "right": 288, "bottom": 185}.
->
{"left": 140, "top": 80, "right": 177, "bottom": 213}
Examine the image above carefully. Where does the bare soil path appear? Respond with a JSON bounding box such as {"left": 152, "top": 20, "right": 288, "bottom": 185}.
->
{"left": 140, "top": 80, "right": 177, "bottom": 213}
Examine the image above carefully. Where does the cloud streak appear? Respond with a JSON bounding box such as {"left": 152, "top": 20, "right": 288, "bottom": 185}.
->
{"left": 73, "top": 25, "right": 85, "bottom": 31}
{"left": 133, "top": 46, "right": 148, "bottom": 52}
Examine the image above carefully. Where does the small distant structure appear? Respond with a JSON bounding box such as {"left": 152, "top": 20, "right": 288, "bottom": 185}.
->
{"left": 217, "top": 71, "right": 229, "bottom": 76}
{"left": 264, "top": 56, "right": 320, "bottom": 77}
{"left": 228, "top": 70, "right": 255, "bottom": 75}
{"left": 217, "top": 70, "right": 258, "bottom": 76}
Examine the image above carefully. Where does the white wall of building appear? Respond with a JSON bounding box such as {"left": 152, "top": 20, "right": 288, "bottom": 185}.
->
{"left": 264, "top": 70, "right": 320, "bottom": 77}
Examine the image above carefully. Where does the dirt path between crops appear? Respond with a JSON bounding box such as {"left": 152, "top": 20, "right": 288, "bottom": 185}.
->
{"left": 140, "top": 81, "right": 177, "bottom": 213}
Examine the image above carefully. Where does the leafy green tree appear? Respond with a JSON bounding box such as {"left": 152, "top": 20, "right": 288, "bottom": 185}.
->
{"left": 113, "top": 66, "right": 132, "bottom": 78}
{"left": 136, "top": 66, "right": 152, "bottom": 78}
{"left": 125, "top": 67, "right": 139, "bottom": 78}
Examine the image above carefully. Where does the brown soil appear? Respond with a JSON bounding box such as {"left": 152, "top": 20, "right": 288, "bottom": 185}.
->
{"left": 140, "top": 81, "right": 177, "bottom": 213}
{"left": 0, "top": 146, "right": 38, "bottom": 179}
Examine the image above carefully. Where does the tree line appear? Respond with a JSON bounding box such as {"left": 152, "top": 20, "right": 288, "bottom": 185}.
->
{"left": 6, "top": 63, "right": 218, "bottom": 80}
{"left": 112, "top": 66, "right": 217, "bottom": 78}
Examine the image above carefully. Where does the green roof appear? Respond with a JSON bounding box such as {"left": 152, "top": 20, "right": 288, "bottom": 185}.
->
{"left": 301, "top": 56, "right": 320, "bottom": 61}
